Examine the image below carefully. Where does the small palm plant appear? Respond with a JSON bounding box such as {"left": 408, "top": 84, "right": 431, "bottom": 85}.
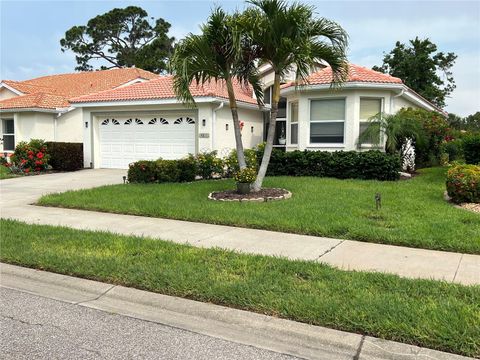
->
{"left": 358, "top": 112, "right": 427, "bottom": 171}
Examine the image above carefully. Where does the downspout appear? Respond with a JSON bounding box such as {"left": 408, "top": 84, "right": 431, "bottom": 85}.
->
{"left": 390, "top": 87, "right": 405, "bottom": 113}
{"left": 212, "top": 101, "right": 224, "bottom": 151}
{"left": 54, "top": 114, "right": 59, "bottom": 141}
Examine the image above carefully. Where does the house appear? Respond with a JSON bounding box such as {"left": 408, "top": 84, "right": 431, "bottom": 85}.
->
{"left": 0, "top": 64, "right": 443, "bottom": 169}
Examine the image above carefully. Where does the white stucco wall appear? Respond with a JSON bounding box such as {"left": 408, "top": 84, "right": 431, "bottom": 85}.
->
{"left": 56, "top": 108, "right": 84, "bottom": 142}
{"left": 16, "top": 112, "right": 56, "bottom": 142}
{"left": 213, "top": 105, "right": 264, "bottom": 157}
{"left": 393, "top": 96, "right": 419, "bottom": 112}
{"left": 0, "top": 88, "right": 19, "bottom": 100}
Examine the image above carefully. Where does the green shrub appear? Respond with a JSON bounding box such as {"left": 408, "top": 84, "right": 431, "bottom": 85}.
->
{"left": 233, "top": 167, "right": 257, "bottom": 183}
{"left": 264, "top": 150, "right": 400, "bottom": 181}
{"left": 127, "top": 160, "right": 158, "bottom": 183}
{"left": 127, "top": 158, "right": 197, "bottom": 184}
{"left": 155, "top": 159, "right": 180, "bottom": 183}
{"left": 446, "top": 164, "right": 480, "bottom": 203}
{"left": 463, "top": 135, "right": 480, "bottom": 165}
{"left": 45, "top": 142, "right": 83, "bottom": 171}
{"left": 176, "top": 157, "right": 197, "bottom": 182}
{"left": 224, "top": 148, "right": 259, "bottom": 176}
{"left": 441, "top": 140, "right": 464, "bottom": 163}
{"left": 190, "top": 151, "right": 224, "bottom": 179}
{"left": 10, "top": 139, "right": 50, "bottom": 174}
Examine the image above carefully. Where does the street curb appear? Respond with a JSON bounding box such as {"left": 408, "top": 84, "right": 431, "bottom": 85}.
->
{"left": 0, "top": 263, "right": 472, "bottom": 360}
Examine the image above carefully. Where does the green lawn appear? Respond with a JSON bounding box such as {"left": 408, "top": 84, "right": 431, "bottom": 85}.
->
{"left": 1, "top": 219, "right": 478, "bottom": 357}
{"left": 0, "top": 165, "right": 17, "bottom": 179}
{"left": 38, "top": 167, "right": 480, "bottom": 254}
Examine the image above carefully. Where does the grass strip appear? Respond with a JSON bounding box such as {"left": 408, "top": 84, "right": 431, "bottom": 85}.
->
{"left": 38, "top": 167, "right": 480, "bottom": 254}
{"left": 1, "top": 219, "right": 479, "bottom": 357}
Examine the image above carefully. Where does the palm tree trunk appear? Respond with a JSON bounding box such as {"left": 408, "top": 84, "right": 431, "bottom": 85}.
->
{"left": 226, "top": 77, "right": 247, "bottom": 170}
{"left": 252, "top": 73, "right": 281, "bottom": 191}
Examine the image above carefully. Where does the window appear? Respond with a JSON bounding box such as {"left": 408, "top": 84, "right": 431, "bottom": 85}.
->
{"left": 290, "top": 102, "right": 298, "bottom": 145}
{"left": 277, "top": 97, "right": 287, "bottom": 118}
{"left": 359, "top": 98, "right": 382, "bottom": 143}
{"left": 2, "top": 119, "right": 15, "bottom": 151}
{"left": 310, "top": 99, "right": 345, "bottom": 144}
{"left": 263, "top": 86, "right": 271, "bottom": 105}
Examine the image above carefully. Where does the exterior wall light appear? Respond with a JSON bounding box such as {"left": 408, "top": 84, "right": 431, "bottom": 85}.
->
{"left": 251, "top": 126, "right": 254, "bottom": 133}
{"left": 226, "top": 124, "right": 229, "bottom": 131}
{"left": 202, "top": 119, "right": 206, "bottom": 127}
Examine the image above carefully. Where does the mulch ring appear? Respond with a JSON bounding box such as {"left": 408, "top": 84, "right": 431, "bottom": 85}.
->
{"left": 208, "top": 188, "right": 292, "bottom": 202}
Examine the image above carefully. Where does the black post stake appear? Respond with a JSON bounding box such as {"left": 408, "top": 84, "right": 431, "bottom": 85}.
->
{"left": 375, "top": 193, "right": 381, "bottom": 210}
{"left": 123, "top": 176, "right": 127, "bottom": 184}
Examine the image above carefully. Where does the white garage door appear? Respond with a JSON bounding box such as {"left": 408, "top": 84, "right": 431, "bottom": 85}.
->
{"left": 99, "top": 115, "right": 196, "bottom": 169}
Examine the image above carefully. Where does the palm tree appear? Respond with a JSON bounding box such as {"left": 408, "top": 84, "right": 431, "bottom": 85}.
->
{"left": 358, "top": 112, "right": 427, "bottom": 153}
{"left": 170, "top": 8, "right": 262, "bottom": 170}
{"left": 241, "top": 0, "right": 349, "bottom": 191}
{"left": 358, "top": 112, "right": 427, "bottom": 170}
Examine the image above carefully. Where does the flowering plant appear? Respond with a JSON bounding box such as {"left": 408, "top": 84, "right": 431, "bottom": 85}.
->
{"left": 10, "top": 139, "right": 50, "bottom": 174}
{"left": 446, "top": 164, "right": 480, "bottom": 203}
{"left": 233, "top": 167, "right": 257, "bottom": 184}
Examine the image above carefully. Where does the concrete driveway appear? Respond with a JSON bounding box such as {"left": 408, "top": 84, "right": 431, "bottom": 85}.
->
{"left": 0, "top": 169, "right": 125, "bottom": 207}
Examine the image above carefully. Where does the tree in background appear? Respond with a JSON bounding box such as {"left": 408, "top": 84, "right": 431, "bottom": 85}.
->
{"left": 242, "top": 0, "right": 348, "bottom": 191}
{"left": 447, "top": 112, "right": 480, "bottom": 132}
{"left": 60, "top": 6, "right": 174, "bottom": 73}
{"left": 373, "top": 37, "right": 457, "bottom": 109}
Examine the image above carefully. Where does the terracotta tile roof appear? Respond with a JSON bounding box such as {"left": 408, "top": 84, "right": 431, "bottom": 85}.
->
{"left": 0, "top": 92, "right": 70, "bottom": 110}
{"left": 281, "top": 64, "right": 403, "bottom": 89}
{"left": 0, "top": 68, "right": 158, "bottom": 110}
{"left": 70, "top": 76, "right": 258, "bottom": 105}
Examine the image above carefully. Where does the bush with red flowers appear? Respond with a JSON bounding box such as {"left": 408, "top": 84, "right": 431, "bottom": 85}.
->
{"left": 446, "top": 164, "right": 480, "bottom": 203}
{"left": 10, "top": 139, "right": 50, "bottom": 174}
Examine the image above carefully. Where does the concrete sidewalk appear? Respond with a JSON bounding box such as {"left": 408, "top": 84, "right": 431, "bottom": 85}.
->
{"left": 1, "top": 170, "right": 479, "bottom": 285}
{"left": 0, "top": 263, "right": 473, "bottom": 360}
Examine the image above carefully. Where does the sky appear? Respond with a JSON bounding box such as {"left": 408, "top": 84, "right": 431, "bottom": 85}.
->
{"left": 1, "top": 0, "right": 479, "bottom": 116}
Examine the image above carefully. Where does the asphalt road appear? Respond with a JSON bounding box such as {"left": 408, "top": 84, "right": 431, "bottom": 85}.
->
{"left": 0, "top": 287, "right": 298, "bottom": 360}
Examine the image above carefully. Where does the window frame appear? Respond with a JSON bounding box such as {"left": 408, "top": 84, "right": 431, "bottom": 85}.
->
{"left": 288, "top": 101, "right": 299, "bottom": 145}
{"left": 308, "top": 97, "right": 346, "bottom": 147}
{"left": 1, "top": 118, "right": 15, "bottom": 152}
{"left": 359, "top": 97, "right": 384, "bottom": 146}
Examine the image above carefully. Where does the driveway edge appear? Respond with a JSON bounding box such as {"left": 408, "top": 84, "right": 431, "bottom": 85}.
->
{"left": 0, "top": 263, "right": 472, "bottom": 360}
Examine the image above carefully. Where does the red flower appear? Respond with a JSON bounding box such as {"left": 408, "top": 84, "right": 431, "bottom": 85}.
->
{"left": 35, "top": 160, "right": 43, "bottom": 165}
{"left": 28, "top": 154, "right": 34, "bottom": 160}
{"left": 24, "top": 168, "right": 30, "bottom": 173}
{"left": 27, "top": 150, "right": 34, "bottom": 155}
{"left": 21, "top": 159, "right": 27, "bottom": 164}
{"left": 36, "top": 152, "right": 44, "bottom": 159}
{"left": 35, "top": 167, "right": 40, "bottom": 172}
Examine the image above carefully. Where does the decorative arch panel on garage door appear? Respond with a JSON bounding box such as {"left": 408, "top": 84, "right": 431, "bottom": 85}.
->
{"left": 99, "top": 115, "right": 196, "bottom": 169}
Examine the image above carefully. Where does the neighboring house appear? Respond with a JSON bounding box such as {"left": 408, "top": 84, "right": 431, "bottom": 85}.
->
{"left": 0, "top": 64, "right": 443, "bottom": 169}
{"left": 0, "top": 68, "right": 158, "bottom": 156}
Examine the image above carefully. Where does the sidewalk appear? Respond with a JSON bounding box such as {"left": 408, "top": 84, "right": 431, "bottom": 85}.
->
{"left": 0, "top": 263, "right": 473, "bottom": 360}
{"left": 1, "top": 170, "right": 479, "bottom": 285}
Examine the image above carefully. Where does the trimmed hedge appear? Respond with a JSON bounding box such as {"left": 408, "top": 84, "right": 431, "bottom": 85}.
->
{"left": 128, "top": 158, "right": 196, "bottom": 184}
{"left": 446, "top": 164, "right": 480, "bottom": 203}
{"left": 46, "top": 142, "right": 83, "bottom": 171}
{"left": 463, "top": 135, "right": 480, "bottom": 165}
{"left": 264, "top": 149, "right": 401, "bottom": 181}
{"left": 128, "top": 149, "right": 401, "bottom": 184}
